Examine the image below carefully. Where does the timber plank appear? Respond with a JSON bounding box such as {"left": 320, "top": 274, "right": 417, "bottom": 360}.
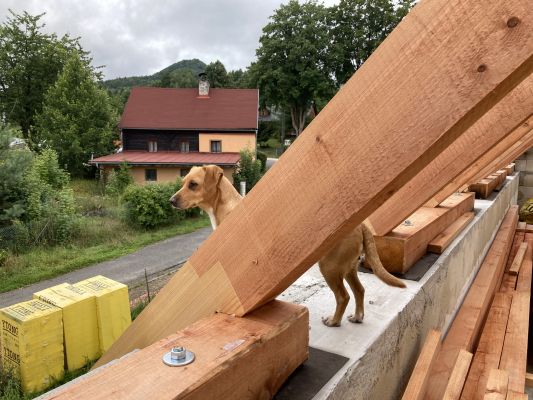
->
{"left": 40, "top": 301, "right": 309, "bottom": 400}
{"left": 428, "top": 206, "right": 518, "bottom": 400}
{"left": 500, "top": 292, "right": 530, "bottom": 393}
{"left": 443, "top": 349, "right": 473, "bottom": 400}
{"left": 428, "top": 211, "right": 475, "bottom": 254}
{"left": 516, "top": 238, "right": 532, "bottom": 292}
{"left": 484, "top": 369, "right": 509, "bottom": 400}
{"left": 402, "top": 329, "right": 441, "bottom": 400}
{"left": 506, "top": 391, "right": 528, "bottom": 400}
{"left": 96, "top": 0, "right": 533, "bottom": 367}
{"left": 461, "top": 293, "right": 513, "bottom": 400}
{"left": 375, "top": 192, "right": 474, "bottom": 273}
{"left": 432, "top": 121, "right": 533, "bottom": 205}
{"left": 509, "top": 242, "right": 529, "bottom": 275}
{"left": 517, "top": 222, "right": 526, "bottom": 232}
{"left": 469, "top": 176, "right": 500, "bottom": 199}
{"left": 506, "top": 163, "right": 516, "bottom": 175}
{"left": 525, "top": 372, "right": 533, "bottom": 387}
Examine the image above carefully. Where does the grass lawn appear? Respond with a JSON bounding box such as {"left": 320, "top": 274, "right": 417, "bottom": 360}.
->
{"left": 0, "top": 179, "right": 209, "bottom": 293}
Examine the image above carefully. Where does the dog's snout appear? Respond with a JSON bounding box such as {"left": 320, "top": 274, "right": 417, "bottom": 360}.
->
{"left": 169, "top": 195, "right": 178, "bottom": 208}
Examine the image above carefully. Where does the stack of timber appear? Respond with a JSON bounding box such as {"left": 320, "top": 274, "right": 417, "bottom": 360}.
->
{"left": 374, "top": 192, "right": 475, "bottom": 273}
{"left": 39, "top": 301, "right": 308, "bottom": 400}
{"left": 468, "top": 169, "right": 508, "bottom": 199}
{"left": 402, "top": 206, "right": 532, "bottom": 399}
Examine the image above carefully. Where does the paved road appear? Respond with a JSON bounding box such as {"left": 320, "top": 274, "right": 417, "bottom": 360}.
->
{"left": 0, "top": 227, "right": 212, "bottom": 308}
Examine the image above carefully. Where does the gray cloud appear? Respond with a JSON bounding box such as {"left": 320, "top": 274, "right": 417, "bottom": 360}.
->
{"left": 0, "top": 0, "right": 338, "bottom": 80}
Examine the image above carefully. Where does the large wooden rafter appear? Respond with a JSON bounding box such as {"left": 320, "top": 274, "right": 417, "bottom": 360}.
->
{"left": 95, "top": 0, "right": 533, "bottom": 368}
{"left": 367, "top": 78, "right": 533, "bottom": 236}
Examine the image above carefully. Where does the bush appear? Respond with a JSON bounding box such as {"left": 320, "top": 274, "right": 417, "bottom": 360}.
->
{"left": 257, "top": 120, "right": 279, "bottom": 143}
{"left": 256, "top": 151, "right": 267, "bottom": 172}
{"left": 266, "top": 137, "right": 281, "bottom": 149}
{"left": 123, "top": 180, "right": 184, "bottom": 228}
{"left": 106, "top": 162, "right": 133, "bottom": 197}
{"left": 232, "top": 150, "right": 263, "bottom": 193}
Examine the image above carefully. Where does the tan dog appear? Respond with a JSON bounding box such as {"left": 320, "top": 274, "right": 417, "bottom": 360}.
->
{"left": 170, "top": 165, "right": 405, "bottom": 327}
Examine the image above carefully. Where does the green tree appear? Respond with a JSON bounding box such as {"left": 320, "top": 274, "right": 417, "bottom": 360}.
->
{"left": 35, "top": 52, "right": 118, "bottom": 176}
{"left": 0, "top": 126, "right": 33, "bottom": 223}
{"left": 252, "top": 1, "right": 334, "bottom": 136}
{"left": 329, "top": 0, "right": 414, "bottom": 84}
{"left": 232, "top": 149, "right": 263, "bottom": 193}
{"left": 170, "top": 69, "right": 198, "bottom": 88}
{"left": 0, "top": 10, "right": 95, "bottom": 149}
{"left": 205, "top": 60, "right": 229, "bottom": 88}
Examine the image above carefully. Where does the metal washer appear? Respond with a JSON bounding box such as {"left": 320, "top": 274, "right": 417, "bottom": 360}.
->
{"left": 162, "top": 349, "right": 195, "bottom": 367}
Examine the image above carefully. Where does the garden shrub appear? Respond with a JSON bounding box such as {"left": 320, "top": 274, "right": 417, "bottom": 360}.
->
{"left": 123, "top": 179, "right": 185, "bottom": 228}
{"left": 266, "top": 137, "right": 281, "bottom": 149}
{"left": 256, "top": 151, "right": 267, "bottom": 172}
{"left": 232, "top": 149, "right": 263, "bottom": 193}
{"left": 106, "top": 162, "right": 133, "bottom": 197}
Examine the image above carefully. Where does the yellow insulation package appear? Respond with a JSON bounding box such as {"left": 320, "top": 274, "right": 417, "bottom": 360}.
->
{"left": 0, "top": 300, "right": 64, "bottom": 394}
{"left": 34, "top": 283, "right": 100, "bottom": 371}
{"left": 74, "top": 275, "right": 131, "bottom": 352}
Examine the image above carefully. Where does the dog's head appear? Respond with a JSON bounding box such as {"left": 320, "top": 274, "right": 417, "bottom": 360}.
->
{"left": 170, "top": 165, "right": 224, "bottom": 210}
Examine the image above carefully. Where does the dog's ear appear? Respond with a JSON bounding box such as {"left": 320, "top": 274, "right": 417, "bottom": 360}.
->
{"left": 202, "top": 165, "right": 224, "bottom": 190}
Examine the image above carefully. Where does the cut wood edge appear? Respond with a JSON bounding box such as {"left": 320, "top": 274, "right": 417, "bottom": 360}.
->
{"left": 485, "top": 369, "right": 509, "bottom": 397}
{"left": 402, "top": 329, "right": 442, "bottom": 400}
{"left": 509, "top": 242, "right": 529, "bottom": 276}
{"left": 442, "top": 349, "right": 473, "bottom": 400}
{"left": 428, "top": 212, "right": 475, "bottom": 254}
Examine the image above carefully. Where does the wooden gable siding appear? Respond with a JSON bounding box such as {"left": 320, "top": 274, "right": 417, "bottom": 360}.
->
{"left": 123, "top": 129, "right": 200, "bottom": 152}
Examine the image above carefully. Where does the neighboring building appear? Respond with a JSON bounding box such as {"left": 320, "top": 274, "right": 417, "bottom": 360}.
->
{"left": 91, "top": 76, "right": 258, "bottom": 184}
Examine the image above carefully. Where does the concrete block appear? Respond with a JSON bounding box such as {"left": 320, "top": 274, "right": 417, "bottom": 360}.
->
{"left": 525, "top": 159, "right": 533, "bottom": 172}
{"left": 279, "top": 174, "right": 518, "bottom": 400}
{"left": 515, "top": 159, "right": 527, "bottom": 171}
{"left": 522, "top": 172, "right": 533, "bottom": 187}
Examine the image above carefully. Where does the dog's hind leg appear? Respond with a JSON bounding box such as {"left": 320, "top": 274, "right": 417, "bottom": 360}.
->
{"left": 345, "top": 269, "right": 365, "bottom": 323}
{"left": 319, "top": 260, "right": 350, "bottom": 327}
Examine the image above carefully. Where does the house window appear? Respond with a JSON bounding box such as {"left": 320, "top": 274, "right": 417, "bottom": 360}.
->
{"left": 148, "top": 141, "right": 158, "bottom": 152}
{"left": 180, "top": 141, "right": 190, "bottom": 153}
{"left": 180, "top": 168, "right": 191, "bottom": 177}
{"left": 145, "top": 168, "right": 157, "bottom": 182}
{"left": 210, "top": 140, "right": 222, "bottom": 153}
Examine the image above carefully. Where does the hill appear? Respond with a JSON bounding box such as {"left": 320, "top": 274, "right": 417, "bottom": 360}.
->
{"left": 103, "top": 59, "right": 206, "bottom": 92}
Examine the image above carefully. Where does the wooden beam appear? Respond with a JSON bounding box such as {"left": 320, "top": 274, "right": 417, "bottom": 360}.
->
{"left": 41, "top": 301, "right": 308, "bottom": 400}
{"left": 509, "top": 242, "right": 528, "bottom": 275}
{"left": 516, "top": 238, "right": 533, "bottom": 292}
{"left": 506, "top": 163, "right": 516, "bottom": 175}
{"left": 484, "top": 369, "right": 509, "bottom": 400}
{"left": 500, "top": 292, "right": 530, "bottom": 393}
{"left": 461, "top": 293, "right": 513, "bottom": 400}
{"left": 96, "top": 0, "right": 533, "bottom": 367}
{"left": 428, "top": 212, "right": 475, "bottom": 254}
{"left": 525, "top": 372, "right": 533, "bottom": 387}
{"left": 516, "top": 222, "right": 526, "bottom": 232}
{"left": 428, "top": 206, "right": 518, "bottom": 400}
{"left": 375, "top": 192, "right": 474, "bottom": 273}
{"left": 469, "top": 176, "right": 501, "bottom": 199}
{"left": 432, "top": 120, "right": 533, "bottom": 205}
{"left": 442, "top": 349, "right": 473, "bottom": 400}
{"left": 366, "top": 79, "right": 533, "bottom": 237}
{"left": 402, "top": 329, "right": 441, "bottom": 400}
{"left": 505, "top": 391, "right": 528, "bottom": 400}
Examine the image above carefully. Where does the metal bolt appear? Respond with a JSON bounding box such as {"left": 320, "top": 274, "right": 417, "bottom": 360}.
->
{"left": 163, "top": 345, "right": 195, "bottom": 367}
{"left": 507, "top": 17, "right": 520, "bottom": 28}
{"left": 403, "top": 219, "right": 413, "bottom": 226}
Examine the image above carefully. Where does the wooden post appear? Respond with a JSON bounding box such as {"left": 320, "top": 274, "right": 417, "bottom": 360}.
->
{"left": 96, "top": 0, "right": 533, "bottom": 368}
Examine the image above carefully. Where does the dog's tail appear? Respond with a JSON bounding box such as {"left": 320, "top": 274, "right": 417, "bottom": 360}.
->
{"left": 362, "top": 223, "right": 406, "bottom": 288}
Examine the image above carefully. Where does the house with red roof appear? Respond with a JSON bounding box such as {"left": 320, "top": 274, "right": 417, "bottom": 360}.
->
{"left": 90, "top": 75, "right": 258, "bottom": 184}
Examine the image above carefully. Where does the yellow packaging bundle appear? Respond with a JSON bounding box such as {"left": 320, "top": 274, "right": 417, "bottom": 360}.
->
{"left": 0, "top": 300, "right": 64, "bottom": 394}
{"left": 74, "top": 276, "right": 131, "bottom": 353}
{"left": 34, "top": 283, "right": 100, "bottom": 371}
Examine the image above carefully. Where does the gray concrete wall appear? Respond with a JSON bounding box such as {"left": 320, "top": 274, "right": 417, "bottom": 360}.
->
{"left": 515, "top": 150, "right": 533, "bottom": 206}
{"left": 280, "top": 174, "right": 519, "bottom": 400}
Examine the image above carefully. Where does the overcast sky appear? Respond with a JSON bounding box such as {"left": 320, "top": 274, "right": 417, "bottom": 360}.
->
{"left": 1, "top": 0, "right": 338, "bottom": 80}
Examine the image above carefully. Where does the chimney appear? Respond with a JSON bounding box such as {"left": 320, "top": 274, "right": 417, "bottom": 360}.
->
{"left": 198, "top": 73, "right": 210, "bottom": 97}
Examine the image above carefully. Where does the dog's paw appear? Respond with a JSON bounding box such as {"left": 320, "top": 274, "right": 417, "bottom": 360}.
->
{"left": 321, "top": 316, "right": 341, "bottom": 327}
{"left": 348, "top": 313, "right": 364, "bottom": 323}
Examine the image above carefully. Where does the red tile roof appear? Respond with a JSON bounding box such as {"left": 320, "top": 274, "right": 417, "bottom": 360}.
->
{"left": 90, "top": 151, "right": 241, "bottom": 166}
{"left": 120, "top": 87, "right": 259, "bottom": 131}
